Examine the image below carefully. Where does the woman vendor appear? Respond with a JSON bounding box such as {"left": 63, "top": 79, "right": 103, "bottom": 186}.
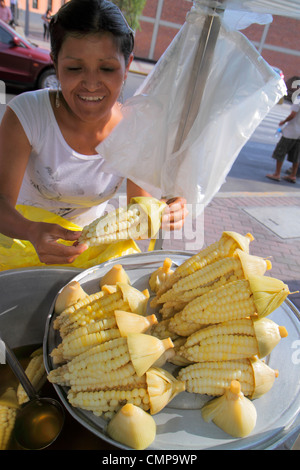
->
{"left": 0, "top": 0, "right": 187, "bottom": 266}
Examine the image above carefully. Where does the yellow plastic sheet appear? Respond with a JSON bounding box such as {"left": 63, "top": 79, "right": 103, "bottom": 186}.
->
{"left": 0, "top": 205, "right": 141, "bottom": 271}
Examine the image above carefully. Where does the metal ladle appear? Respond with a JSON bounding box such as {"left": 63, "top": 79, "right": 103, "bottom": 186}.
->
{"left": 3, "top": 339, "right": 65, "bottom": 450}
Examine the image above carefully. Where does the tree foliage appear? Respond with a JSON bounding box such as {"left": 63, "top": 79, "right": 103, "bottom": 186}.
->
{"left": 111, "top": 0, "right": 147, "bottom": 30}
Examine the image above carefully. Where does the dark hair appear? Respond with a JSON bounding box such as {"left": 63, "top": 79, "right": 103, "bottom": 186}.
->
{"left": 49, "top": 0, "right": 134, "bottom": 65}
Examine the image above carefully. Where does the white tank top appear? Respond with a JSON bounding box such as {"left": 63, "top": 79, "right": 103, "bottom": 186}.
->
{"left": 8, "top": 89, "right": 124, "bottom": 227}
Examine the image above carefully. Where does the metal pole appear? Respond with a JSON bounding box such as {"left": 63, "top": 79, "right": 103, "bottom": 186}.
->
{"left": 24, "top": 0, "right": 29, "bottom": 36}
{"left": 173, "top": 6, "right": 223, "bottom": 153}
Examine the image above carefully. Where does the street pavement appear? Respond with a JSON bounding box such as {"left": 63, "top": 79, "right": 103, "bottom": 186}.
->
{"left": 2, "top": 30, "right": 299, "bottom": 450}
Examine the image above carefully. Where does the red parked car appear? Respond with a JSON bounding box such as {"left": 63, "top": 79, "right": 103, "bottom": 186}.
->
{"left": 0, "top": 19, "right": 58, "bottom": 89}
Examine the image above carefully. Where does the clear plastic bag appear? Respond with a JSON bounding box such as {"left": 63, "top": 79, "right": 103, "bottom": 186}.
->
{"left": 97, "top": 4, "right": 286, "bottom": 214}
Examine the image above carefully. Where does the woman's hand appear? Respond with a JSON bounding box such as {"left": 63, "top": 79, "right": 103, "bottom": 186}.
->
{"left": 161, "top": 197, "right": 188, "bottom": 231}
{"left": 27, "top": 221, "right": 88, "bottom": 265}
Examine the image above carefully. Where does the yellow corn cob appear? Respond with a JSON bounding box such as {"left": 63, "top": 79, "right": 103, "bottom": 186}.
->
{"left": 48, "top": 334, "right": 173, "bottom": 387}
{"left": 0, "top": 406, "right": 17, "bottom": 450}
{"left": 51, "top": 320, "right": 121, "bottom": 364}
{"left": 17, "top": 347, "right": 46, "bottom": 404}
{"left": 67, "top": 386, "right": 150, "bottom": 417}
{"left": 70, "top": 370, "right": 147, "bottom": 392}
{"left": 150, "top": 318, "right": 179, "bottom": 341}
{"left": 177, "top": 357, "right": 278, "bottom": 399}
{"left": 51, "top": 311, "right": 158, "bottom": 364}
{"left": 54, "top": 284, "right": 149, "bottom": 338}
{"left": 53, "top": 290, "right": 106, "bottom": 330}
{"left": 168, "top": 337, "right": 192, "bottom": 367}
{"left": 149, "top": 258, "right": 174, "bottom": 293}
{"left": 0, "top": 388, "right": 20, "bottom": 450}
{"left": 178, "top": 317, "right": 288, "bottom": 362}
{"left": 68, "top": 365, "right": 184, "bottom": 418}
{"left": 151, "top": 231, "right": 254, "bottom": 306}
{"left": 159, "top": 300, "right": 188, "bottom": 320}
{"left": 78, "top": 197, "right": 166, "bottom": 247}
{"left": 168, "top": 276, "right": 290, "bottom": 336}
{"left": 156, "top": 250, "right": 272, "bottom": 305}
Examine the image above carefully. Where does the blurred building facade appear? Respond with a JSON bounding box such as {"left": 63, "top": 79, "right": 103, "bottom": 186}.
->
{"left": 14, "top": 0, "right": 300, "bottom": 81}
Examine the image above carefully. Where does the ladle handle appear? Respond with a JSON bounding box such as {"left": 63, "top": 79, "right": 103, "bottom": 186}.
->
{"left": 3, "top": 339, "right": 38, "bottom": 400}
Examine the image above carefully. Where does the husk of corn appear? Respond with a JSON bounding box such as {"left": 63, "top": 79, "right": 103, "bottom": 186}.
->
{"left": 114, "top": 310, "right": 158, "bottom": 336}
{"left": 54, "top": 281, "right": 88, "bottom": 314}
{"left": 236, "top": 249, "right": 272, "bottom": 278}
{"left": 253, "top": 317, "right": 288, "bottom": 358}
{"left": 100, "top": 264, "right": 131, "bottom": 289}
{"left": 248, "top": 275, "right": 290, "bottom": 318}
{"left": 223, "top": 231, "right": 254, "bottom": 253}
{"left": 127, "top": 334, "right": 174, "bottom": 377}
{"left": 129, "top": 197, "right": 166, "bottom": 239}
{"left": 146, "top": 367, "right": 185, "bottom": 414}
{"left": 0, "top": 388, "right": 20, "bottom": 409}
{"left": 250, "top": 356, "right": 279, "bottom": 399}
{"left": 107, "top": 403, "right": 156, "bottom": 450}
{"left": 201, "top": 380, "right": 257, "bottom": 438}
{"left": 149, "top": 258, "right": 174, "bottom": 293}
{"left": 117, "top": 283, "right": 149, "bottom": 315}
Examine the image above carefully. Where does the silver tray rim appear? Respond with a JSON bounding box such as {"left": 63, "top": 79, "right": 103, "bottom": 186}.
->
{"left": 43, "top": 250, "right": 300, "bottom": 451}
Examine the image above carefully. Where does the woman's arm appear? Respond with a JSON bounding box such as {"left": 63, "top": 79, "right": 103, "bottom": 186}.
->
{"left": 126, "top": 179, "right": 188, "bottom": 231}
{"left": 0, "top": 107, "right": 87, "bottom": 264}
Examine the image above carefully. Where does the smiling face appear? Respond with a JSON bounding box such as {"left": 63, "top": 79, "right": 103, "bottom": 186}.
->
{"left": 55, "top": 32, "right": 132, "bottom": 124}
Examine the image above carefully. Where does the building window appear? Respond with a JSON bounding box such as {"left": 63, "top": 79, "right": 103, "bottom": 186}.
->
{"left": 32, "top": 0, "right": 38, "bottom": 9}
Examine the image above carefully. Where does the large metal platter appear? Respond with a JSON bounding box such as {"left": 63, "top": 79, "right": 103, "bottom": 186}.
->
{"left": 43, "top": 251, "right": 300, "bottom": 450}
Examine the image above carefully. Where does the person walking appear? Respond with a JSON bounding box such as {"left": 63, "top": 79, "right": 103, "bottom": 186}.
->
{"left": 42, "top": 8, "right": 51, "bottom": 40}
{"left": 266, "top": 103, "right": 300, "bottom": 183}
{"left": 0, "top": 0, "right": 12, "bottom": 24}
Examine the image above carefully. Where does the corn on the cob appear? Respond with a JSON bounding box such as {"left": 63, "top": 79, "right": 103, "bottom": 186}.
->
{"left": 168, "top": 276, "right": 290, "bottom": 336}
{"left": 53, "top": 283, "right": 149, "bottom": 338}
{"left": 68, "top": 386, "right": 150, "bottom": 417}
{"left": 51, "top": 311, "right": 158, "bottom": 364}
{"left": 177, "top": 357, "right": 278, "bottom": 399}
{"left": 48, "top": 334, "right": 174, "bottom": 388}
{"left": 68, "top": 365, "right": 185, "bottom": 419}
{"left": 150, "top": 318, "right": 179, "bottom": 340}
{"left": 0, "top": 406, "right": 17, "bottom": 450}
{"left": 70, "top": 369, "right": 147, "bottom": 392}
{"left": 158, "top": 300, "right": 188, "bottom": 320}
{"left": 156, "top": 250, "right": 272, "bottom": 305}
{"left": 78, "top": 197, "right": 166, "bottom": 247}
{"left": 17, "top": 347, "right": 46, "bottom": 404}
{"left": 177, "top": 317, "right": 288, "bottom": 362}
{"left": 0, "top": 388, "right": 20, "bottom": 450}
{"left": 151, "top": 231, "right": 254, "bottom": 307}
